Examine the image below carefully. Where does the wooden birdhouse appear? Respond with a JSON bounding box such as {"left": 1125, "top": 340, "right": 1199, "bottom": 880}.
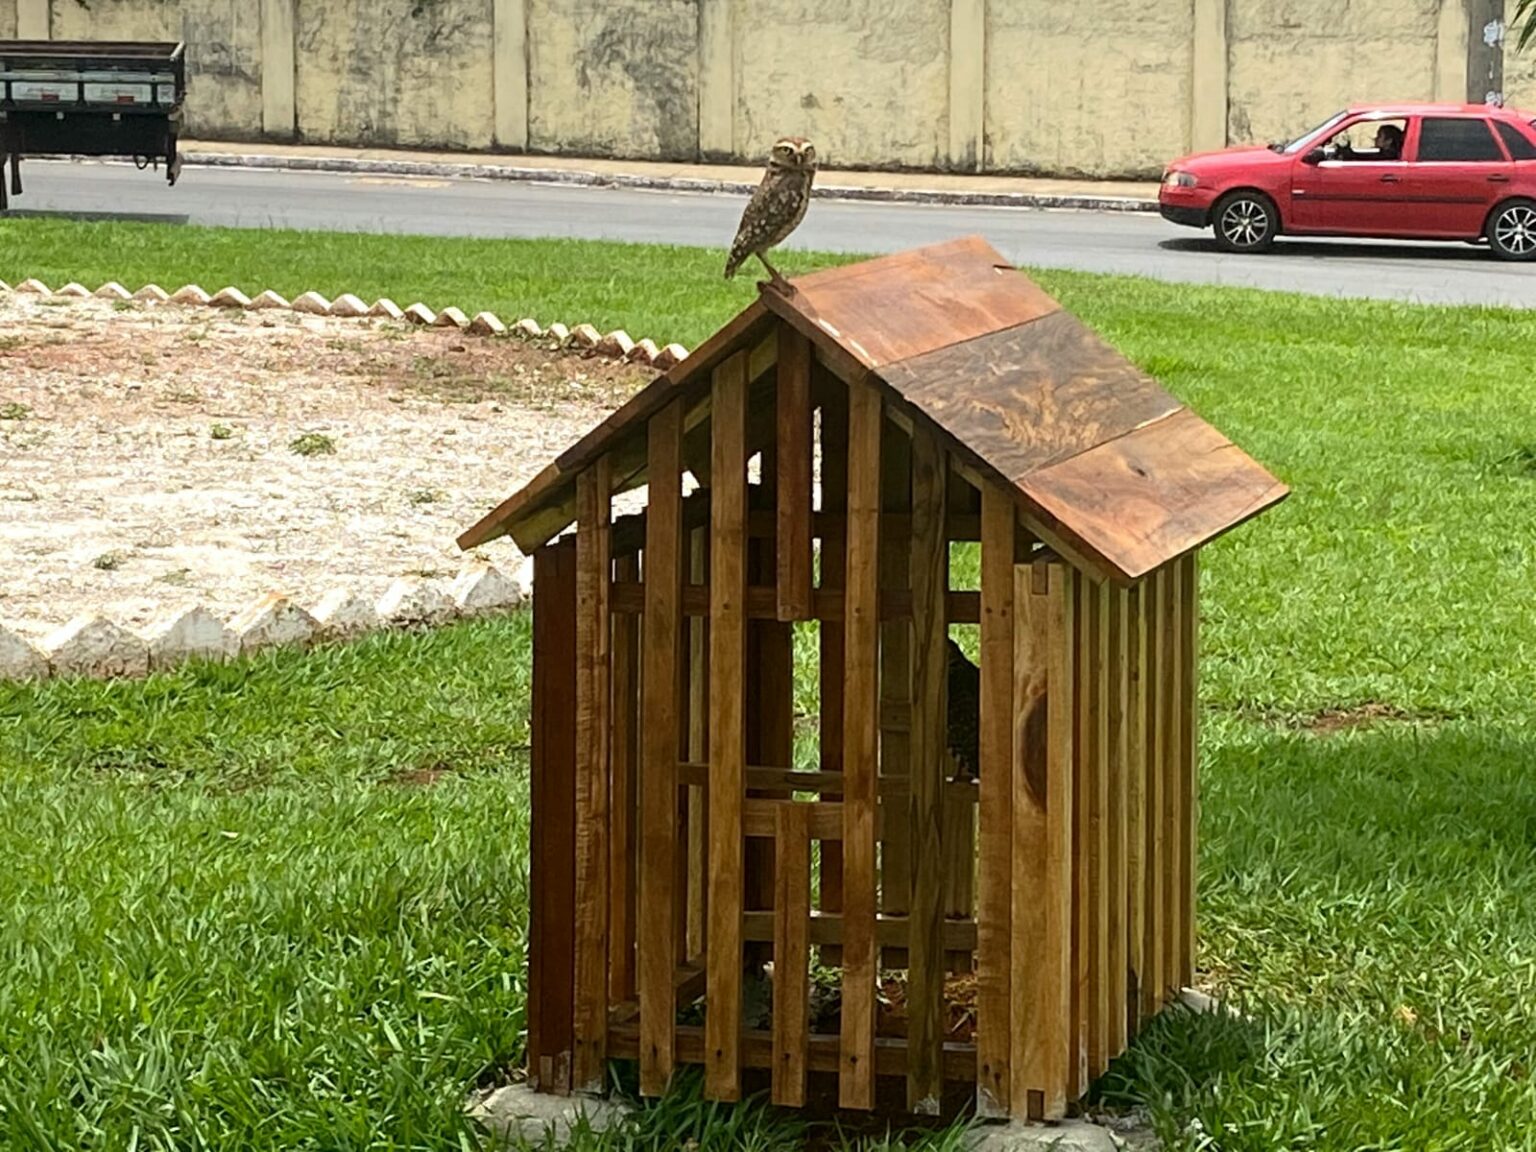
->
{"left": 457, "top": 237, "right": 1287, "bottom": 1121}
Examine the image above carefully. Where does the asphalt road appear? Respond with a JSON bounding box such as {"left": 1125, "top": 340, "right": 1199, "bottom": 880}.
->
{"left": 7, "top": 159, "right": 1533, "bottom": 308}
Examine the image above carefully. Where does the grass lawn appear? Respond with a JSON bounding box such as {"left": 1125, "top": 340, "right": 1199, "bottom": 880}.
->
{"left": 5, "top": 218, "right": 1536, "bottom": 1149}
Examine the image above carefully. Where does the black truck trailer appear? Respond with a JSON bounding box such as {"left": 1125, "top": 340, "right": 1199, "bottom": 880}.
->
{"left": 0, "top": 40, "right": 186, "bottom": 210}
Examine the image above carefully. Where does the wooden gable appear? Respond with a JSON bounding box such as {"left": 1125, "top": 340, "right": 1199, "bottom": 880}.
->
{"left": 459, "top": 237, "right": 1287, "bottom": 583}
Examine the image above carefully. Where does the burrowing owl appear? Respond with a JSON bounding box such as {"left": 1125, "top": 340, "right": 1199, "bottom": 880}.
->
{"left": 724, "top": 136, "right": 817, "bottom": 290}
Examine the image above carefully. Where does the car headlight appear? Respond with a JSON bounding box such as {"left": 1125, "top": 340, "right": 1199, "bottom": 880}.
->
{"left": 1163, "top": 171, "right": 1198, "bottom": 188}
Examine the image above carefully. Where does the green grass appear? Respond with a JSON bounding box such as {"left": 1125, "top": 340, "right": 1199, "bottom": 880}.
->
{"left": 6, "top": 218, "right": 1536, "bottom": 1148}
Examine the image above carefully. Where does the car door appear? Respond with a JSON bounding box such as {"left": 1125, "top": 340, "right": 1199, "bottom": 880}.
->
{"left": 1399, "top": 116, "right": 1512, "bottom": 237}
{"left": 1289, "top": 118, "right": 1412, "bottom": 235}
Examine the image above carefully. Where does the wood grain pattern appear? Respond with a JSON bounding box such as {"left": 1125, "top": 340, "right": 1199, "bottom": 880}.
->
{"left": 1143, "top": 568, "right": 1166, "bottom": 1020}
{"left": 878, "top": 423, "right": 914, "bottom": 918}
{"left": 974, "top": 484, "right": 1013, "bottom": 1117}
{"left": 878, "top": 311, "right": 1182, "bottom": 487}
{"left": 818, "top": 374, "right": 848, "bottom": 955}
{"left": 608, "top": 1022, "right": 979, "bottom": 1080}
{"left": 839, "top": 378, "right": 883, "bottom": 1111}
{"left": 777, "top": 326, "right": 814, "bottom": 621}
{"left": 1125, "top": 579, "right": 1148, "bottom": 1038}
{"left": 529, "top": 539, "right": 578, "bottom": 1095}
{"left": 705, "top": 351, "right": 748, "bottom": 1101}
{"left": 608, "top": 581, "right": 983, "bottom": 623}
{"left": 573, "top": 461, "right": 613, "bottom": 1094}
{"left": 1162, "top": 561, "right": 1185, "bottom": 1000}
{"left": 782, "top": 235, "right": 1060, "bottom": 368}
{"left": 1070, "top": 571, "right": 1090, "bottom": 1100}
{"left": 639, "top": 399, "right": 683, "bottom": 1098}
{"left": 1107, "top": 585, "right": 1130, "bottom": 1062}
{"left": 772, "top": 802, "right": 812, "bottom": 1107}
{"left": 906, "top": 425, "right": 947, "bottom": 1116}
{"left": 1013, "top": 557, "right": 1074, "bottom": 1121}
{"left": 1019, "top": 407, "right": 1289, "bottom": 585}
{"left": 1088, "top": 581, "right": 1110, "bottom": 1083}
{"left": 741, "top": 909, "right": 976, "bottom": 951}
{"left": 1180, "top": 555, "right": 1199, "bottom": 989}
{"left": 686, "top": 527, "right": 708, "bottom": 966}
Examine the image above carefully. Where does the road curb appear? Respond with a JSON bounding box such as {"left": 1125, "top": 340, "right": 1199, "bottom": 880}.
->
{"left": 181, "top": 150, "right": 1162, "bottom": 214}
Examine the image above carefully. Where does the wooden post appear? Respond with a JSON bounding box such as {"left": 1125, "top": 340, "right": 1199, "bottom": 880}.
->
{"left": 907, "top": 426, "right": 948, "bottom": 1115}
{"left": 1161, "top": 563, "right": 1184, "bottom": 1001}
{"left": 817, "top": 376, "right": 848, "bottom": 958}
{"left": 1107, "top": 586, "right": 1130, "bottom": 1062}
{"left": 776, "top": 329, "right": 814, "bottom": 621}
{"left": 1088, "top": 582, "right": 1110, "bottom": 1083}
{"left": 878, "top": 424, "right": 914, "bottom": 922}
{"left": 839, "top": 379, "right": 882, "bottom": 1110}
{"left": 609, "top": 551, "right": 640, "bottom": 1006}
{"left": 706, "top": 351, "right": 749, "bottom": 1101}
{"left": 1070, "top": 572, "right": 1090, "bottom": 1099}
{"left": 1125, "top": 579, "right": 1148, "bottom": 1039}
{"left": 1012, "top": 556, "right": 1074, "bottom": 1121}
{"left": 772, "top": 802, "right": 812, "bottom": 1106}
{"left": 528, "top": 539, "right": 578, "bottom": 1095}
{"left": 686, "top": 527, "right": 709, "bottom": 965}
{"left": 1180, "top": 554, "right": 1200, "bottom": 989}
{"left": 1143, "top": 568, "right": 1166, "bottom": 1020}
{"left": 639, "top": 400, "right": 684, "bottom": 1097}
{"left": 572, "top": 461, "right": 613, "bottom": 1094}
{"left": 973, "top": 486, "right": 1013, "bottom": 1117}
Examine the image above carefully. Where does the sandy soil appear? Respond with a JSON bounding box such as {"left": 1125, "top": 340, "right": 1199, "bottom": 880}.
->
{"left": 0, "top": 293, "right": 653, "bottom": 641}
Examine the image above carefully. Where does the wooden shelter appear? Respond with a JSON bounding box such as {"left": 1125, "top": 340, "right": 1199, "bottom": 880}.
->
{"left": 458, "top": 237, "right": 1287, "bottom": 1121}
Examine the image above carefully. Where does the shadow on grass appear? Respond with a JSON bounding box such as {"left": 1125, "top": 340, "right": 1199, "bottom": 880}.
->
{"left": 1156, "top": 235, "right": 1494, "bottom": 263}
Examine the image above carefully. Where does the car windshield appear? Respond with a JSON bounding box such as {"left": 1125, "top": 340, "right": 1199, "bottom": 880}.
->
{"left": 1276, "top": 110, "right": 1350, "bottom": 153}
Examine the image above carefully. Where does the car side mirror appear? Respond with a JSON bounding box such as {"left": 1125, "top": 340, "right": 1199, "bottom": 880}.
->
{"left": 1302, "top": 148, "right": 1325, "bottom": 165}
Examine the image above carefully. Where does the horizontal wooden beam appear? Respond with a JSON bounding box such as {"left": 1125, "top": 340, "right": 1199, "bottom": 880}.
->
{"left": 676, "top": 762, "right": 978, "bottom": 804}
{"left": 608, "top": 1022, "right": 978, "bottom": 1081}
{"left": 609, "top": 582, "right": 981, "bottom": 624}
{"left": 741, "top": 910, "right": 977, "bottom": 952}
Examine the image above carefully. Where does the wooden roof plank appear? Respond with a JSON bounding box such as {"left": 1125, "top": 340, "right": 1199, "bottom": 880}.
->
{"left": 1018, "top": 408, "right": 1290, "bottom": 583}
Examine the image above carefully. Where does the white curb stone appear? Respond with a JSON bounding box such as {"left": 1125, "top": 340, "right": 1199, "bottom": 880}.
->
{"left": 450, "top": 564, "right": 524, "bottom": 616}
{"left": 569, "top": 322, "right": 601, "bottom": 349}
{"left": 0, "top": 279, "right": 10, "bottom": 293}
{"left": 376, "top": 578, "right": 457, "bottom": 627}
{"left": 597, "top": 329, "right": 635, "bottom": 358}
{"left": 467, "top": 1084, "right": 628, "bottom": 1146}
{"left": 55, "top": 282, "right": 91, "bottom": 298}
{"left": 43, "top": 615, "right": 149, "bottom": 678}
{"left": 628, "top": 337, "right": 659, "bottom": 365}
{"left": 329, "top": 293, "right": 370, "bottom": 318}
{"left": 94, "top": 281, "right": 132, "bottom": 300}
{"left": 403, "top": 303, "right": 437, "bottom": 325}
{"left": 248, "top": 289, "right": 292, "bottom": 311}
{"left": 965, "top": 1119, "right": 1119, "bottom": 1152}
{"left": 468, "top": 311, "right": 506, "bottom": 336}
{"left": 208, "top": 287, "right": 252, "bottom": 309}
{"left": 146, "top": 607, "right": 238, "bottom": 669}
{"left": 512, "top": 317, "right": 542, "bottom": 339}
{"left": 169, "top": 284, "right": 211, "bottom": 306}
{"left": 369, "top": 298, "right": 405, "bottom": 320}
{"left": 434, "top": 306, "right": 469, "bottom": 329}
{"left": 0, "top": 625, "right": 47, "bottom": 680}
{"left": 133, "top": 284, "right": 170, "bottom": 302}
{"left": 290, "top": 290, "right": 332, "bottom": 316}
{"left": 655, "top": 342, "right": 689, "bottom": 369}
{"left": 230, "top": 594, "right": 318, "bottom": 653}
{"left": 545, "top": 322, "right": 570, "bottom": 346}
{"left": 16, "top": 278, "right": 50, "bottom": 294}
{"left": 311, "top": 588, "right": 381, "bottom": 639}
{"left": 511, "top": 555, "right": 535, "bottom": 600}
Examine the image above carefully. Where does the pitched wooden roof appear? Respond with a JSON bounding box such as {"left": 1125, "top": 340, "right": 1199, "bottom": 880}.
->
{"left": 459, "top": 236, "right": 1288, "bottom": 583}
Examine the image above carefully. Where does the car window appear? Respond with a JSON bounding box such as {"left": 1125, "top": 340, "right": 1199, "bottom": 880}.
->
{"left": 1416, "top": 117, "right": 1504, "bottom": 162}
{"left": 1495, "top": 120, "right": 1536, "bottom": 160}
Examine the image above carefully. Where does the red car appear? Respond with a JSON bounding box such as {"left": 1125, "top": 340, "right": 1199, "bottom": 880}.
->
{"left": 1159, "top": 103, "right": 1536, "bottom": 260}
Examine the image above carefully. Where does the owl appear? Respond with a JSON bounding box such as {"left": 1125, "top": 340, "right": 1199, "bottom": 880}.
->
{"left": 724, "top": 136, "right": 818, "bottom": 290}
{"left": 946, "top": 637, "right": 981, "bottom": 779}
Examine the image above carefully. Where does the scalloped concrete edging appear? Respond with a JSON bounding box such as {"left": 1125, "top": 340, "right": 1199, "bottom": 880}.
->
{"left": 0, "top": 278, "right": 692, "bottom": 370}
{"left": 0, "top": 561, "right": 532, "bottom": 684}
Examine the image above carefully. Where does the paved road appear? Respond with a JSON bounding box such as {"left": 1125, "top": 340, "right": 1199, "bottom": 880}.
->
{"left": 7, "top": 159, "right": 1533, "bottom": 308}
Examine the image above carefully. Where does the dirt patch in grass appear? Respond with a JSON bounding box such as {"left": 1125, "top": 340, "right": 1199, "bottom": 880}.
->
{"left": 0, "top": 294, "right": 653, "bottom": 640}
{"left": 1298, "top": 702, "right": 1445, "bottom": 734}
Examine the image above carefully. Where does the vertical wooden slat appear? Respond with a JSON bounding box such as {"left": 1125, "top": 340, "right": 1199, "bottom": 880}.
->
{"left": 817, "top": 379, "right": 848, "bottom": 956}
{"left": 776, "top": 327, "right": 814, "bottom": 621}
{"left": 772, "top": 801, "right": 812, "bottom": 1106}
{"left": 839, "top": 379, "right": 882, "bottom": 1111}
{"left": 609, "top": 551, "right": 640, "bottom": 1006}
{"left": 705, "top": 351, "right": 748, "bottom": 1101}
{"left": 1180, "top": 554, "right": 1200, "bottom": 989}
{"left": 573, "top": 461, "right": 613, "bottom": 1094}
{"left": 1125, "top": 579, "right": 1148, "bottom": 1039}
{"left": 1161, "top": 563, "right": 1183, "bottom": 1001}
{"left": 1107, "top": 586, "right": 1130, "bottom": 1063}
{"left": 1070, "top": 571, "right": 1090, "bottom": 1100}
{"left": 687, "top": 527, "right": 709, "bottom": 965}
{"left": 639, "top": 399, "right": 684, "bottom": 1098}
{"left": 529, "top": 539, "right": 578, "bottom": 1095}
{"left": 973, "top": 487, "right": 1013, "bottom": 1117}
{"left": 1088, "top": 582, "right": 1110, "bottom": 1083}
{"left": 879, "top": 425, "right": 913, "bottom": 920}
{"left": 907, "top": 427, "right": 948, "bottom": 1116}
{"left": 1143, "top": 568, "right": 1166, "bottom": 1020}
{"left": 1012, "top": 556, "right": 1074, "bottom": 1121}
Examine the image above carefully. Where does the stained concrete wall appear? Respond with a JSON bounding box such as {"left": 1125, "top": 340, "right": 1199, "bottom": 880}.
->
{"left": 987, "top": 0, "right": 1194, "bottom": 177}
{"left": 527, "top": 0, "right": 697, "bottom": 160}
{"left": 3, "top": 0, "right": 1530, "bottom": 177}
{"left": 48, "top": 0, "right": 262, "bottom": 139}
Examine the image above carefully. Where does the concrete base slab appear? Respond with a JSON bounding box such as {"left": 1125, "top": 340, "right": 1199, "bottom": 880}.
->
{"left": 467, "top": 1084, "right": 631, "bottom": 1147}
{"left": 967, "top": 1118, "right": 1119, "bottom": 1152}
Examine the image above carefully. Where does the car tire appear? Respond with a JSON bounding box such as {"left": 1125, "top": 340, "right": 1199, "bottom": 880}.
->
{"left": 1211, "top": 191, "right": 1280, "bottom": 254}
{"left": 1485, "top": 199, "right": 1536, "bottom": 262}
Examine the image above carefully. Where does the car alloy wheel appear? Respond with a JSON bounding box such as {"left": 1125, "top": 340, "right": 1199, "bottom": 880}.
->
{"left": 1489, "top": 202, "right": 1536, "bottom": 261}
{"left": 1214, "top": 193, "right": 1277, "bottom": 253}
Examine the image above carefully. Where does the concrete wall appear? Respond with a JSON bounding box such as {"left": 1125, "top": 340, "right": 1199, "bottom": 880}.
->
{"left": 1, "top": 0, "right": 1529, "bottom": 177}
